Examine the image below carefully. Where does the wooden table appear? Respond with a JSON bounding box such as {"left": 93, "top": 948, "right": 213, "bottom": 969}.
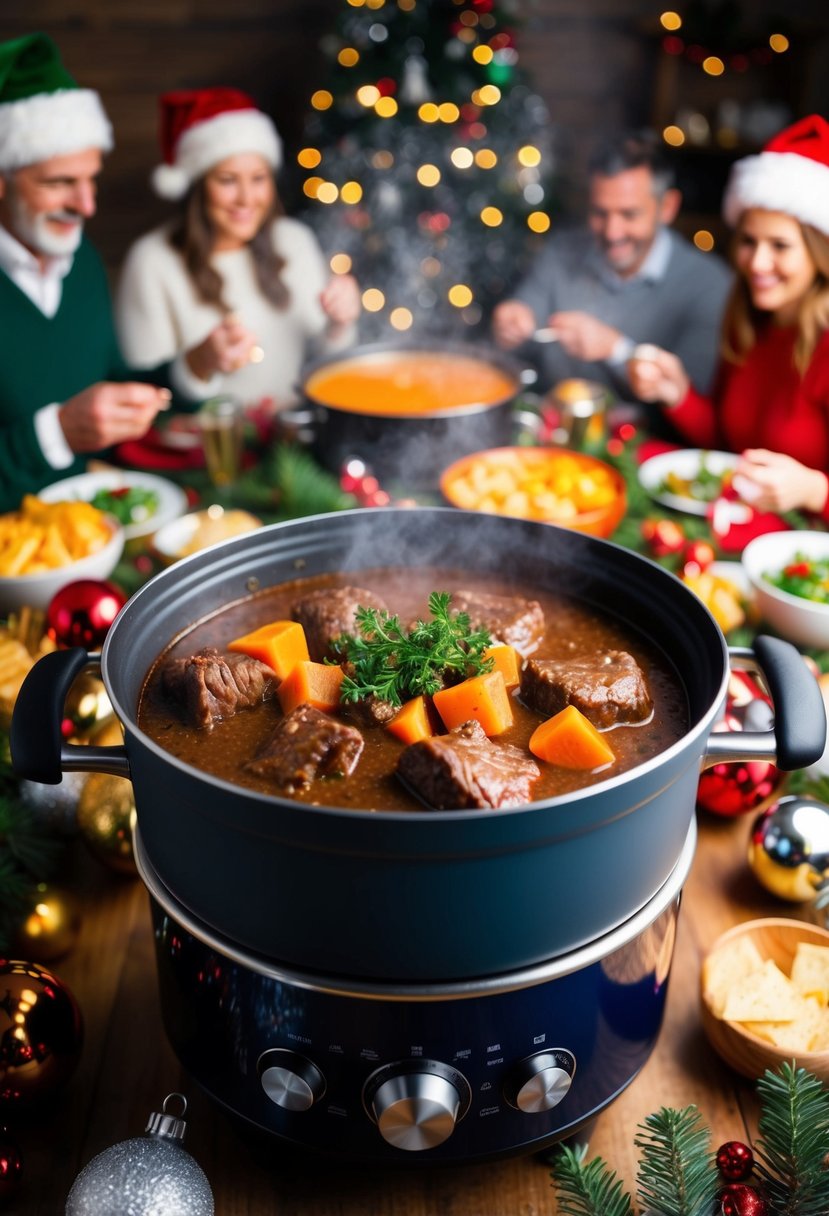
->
{"left": 15, "top": 804, "right": 800, "bottom": 1214}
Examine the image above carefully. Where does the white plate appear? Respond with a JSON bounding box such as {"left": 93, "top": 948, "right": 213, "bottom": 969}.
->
{"left": 39, "top": 470, "right": 188, "bottom": 540}
{"left": 638, "top": 449, "right": 739, "bottom": 516}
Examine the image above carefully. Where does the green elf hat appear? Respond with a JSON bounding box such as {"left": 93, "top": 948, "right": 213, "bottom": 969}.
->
{"left": 0, "top": 32, "right": 113, "bottom": 171}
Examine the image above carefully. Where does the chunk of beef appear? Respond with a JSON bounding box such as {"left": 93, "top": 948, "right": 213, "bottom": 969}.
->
{"left": 161, "top": 646, "right": 275, "bottom": 730}
{"left": 246, "top": 703, "right": 364, "bottom": 792}
{"left": 520, "top": 650, "right": 652, "bottom": 729}
{"left": 450, "top": 589, "right": 545, "bottom": 655}
{"left": 291, "top": 586, "right": 389, "bottom": 662}
{"left": 396, "top": 720, "right": 540, "bottom": 810}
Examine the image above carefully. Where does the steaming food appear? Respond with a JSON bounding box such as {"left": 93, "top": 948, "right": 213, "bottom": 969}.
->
{"left": 304, "top": 350, "right": 516, "bottom": 416}
{"left": 139, "top": 567, "right": 688, "bottom": 812}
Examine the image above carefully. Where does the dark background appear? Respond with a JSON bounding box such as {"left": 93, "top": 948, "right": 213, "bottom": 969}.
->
{"left": 0, "top": 1, "right": 827, "bottom": 269}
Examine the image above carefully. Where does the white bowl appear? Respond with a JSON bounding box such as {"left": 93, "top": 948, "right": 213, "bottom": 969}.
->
{"left": 742, "top": 531, "right": 829, "bottom": 648}
{"left": 0, "top": 517, "right": 124, "bottom": 613}
{"left": 39, "top": 470, "right": 187, "bottom": 541}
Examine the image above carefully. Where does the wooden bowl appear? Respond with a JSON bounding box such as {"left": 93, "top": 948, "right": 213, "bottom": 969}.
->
{"left": 700, "top": 917, "right": 829, "bottom": 1084}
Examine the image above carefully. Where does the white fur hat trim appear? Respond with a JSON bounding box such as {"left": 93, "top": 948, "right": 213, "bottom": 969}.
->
{"left": 151, "top": 109, "right": 282, "bottom": 199}
{"left": 723, "top": 150, "right": 829, "bottom": 236}
{"left": 0, "top": 88, "right": 113, "bottom": 171}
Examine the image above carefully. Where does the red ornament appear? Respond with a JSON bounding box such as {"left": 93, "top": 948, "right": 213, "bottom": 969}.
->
{"left": 0, "top": 959, "right": 83, "bottom": 1109}
{"left": 46, "top": 579, "right": 128, "bottom": 650}
{"left": 716, "top": 1139, "right": 754, "bottom": 1181}
{"left": 641, "top": 517, "right": 685, "bottom": 557}
{"left": 682, "top": 538, "right": 717, "bottom": 576}
{"left": 697, "top": 672, "right": 784, "bottom": 816}
{"left": 719, "top": 1182, "right": 768, "bottom": 1216}
{"left": 0, "top": 1127, "right": 22, "bottom": 1199}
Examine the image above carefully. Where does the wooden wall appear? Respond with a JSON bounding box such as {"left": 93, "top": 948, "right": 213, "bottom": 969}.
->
{"left": 0, "top": 1, "right": 826, "bottom": 269}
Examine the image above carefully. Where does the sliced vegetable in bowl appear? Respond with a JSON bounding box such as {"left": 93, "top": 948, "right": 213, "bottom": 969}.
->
{"left": 766, "top": 553, "right": 829, "bottom": 605}
{"left": 39, "top": 471, "right": 187, "bottom": 540}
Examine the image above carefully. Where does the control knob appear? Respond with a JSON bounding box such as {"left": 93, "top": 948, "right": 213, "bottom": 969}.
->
{"left": 258, "top": 1048, "right": 326, "bottom": 1112}
{"left": 366, "top": 1062, "right": 470, "bottom": 1152}
{"left": 505, "top": 1050, "right": 576, "bottom": 1113}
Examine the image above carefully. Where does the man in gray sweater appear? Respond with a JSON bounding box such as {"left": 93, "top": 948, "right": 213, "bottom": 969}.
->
{"left": 492, "top": 129, "right": 732, "bottom": 418}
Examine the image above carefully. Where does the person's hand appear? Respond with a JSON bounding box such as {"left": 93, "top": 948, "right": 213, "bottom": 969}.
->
{"left": 58, "top": 382, "right": 172, "bottom": 452}
{"left": 321, "top": 274, "right": 361, "bottom": 331}
{"left": 186, "top": 315, "right": 259, "bottom": 380}
{"left": 626, "top": 344, "right": 690, "bottom": 407}
{"left": 733, "top": 449, "right": 829, "bottom": 515}
{"left": 547, "top": 311, "right": 621, "bottom": 362}
{"left": 492, "top": 300, "right": 536, "bottom": 349}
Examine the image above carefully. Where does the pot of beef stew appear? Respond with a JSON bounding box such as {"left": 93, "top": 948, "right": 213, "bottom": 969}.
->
{"left": 299, "top": 342, "right": 525, "bottom": 489}
{"left": 11, "top": 508, "right": 825, "bottom": 982}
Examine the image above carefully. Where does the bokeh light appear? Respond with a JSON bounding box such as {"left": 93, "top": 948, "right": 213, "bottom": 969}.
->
{"left": 659, "top": 11, "right": 682, "bottom": 30}
{"left": 451, "top": 147, "right": 474, "bottom": 168}
{"left": 297, "top": 147, "right": 322, "bottom": 169}
{"left": 472, "top": 45, "right": 493, "bottom": 64}
{"left": 362, "top": 288, "right": 386, "bottom": 311}
{"left": 311, "top": 91, "right": 334, "bottom": 111}
{"left": 338, "top": 47, "right": 360, "bottom": 67}
{"left": 330, "top": 253, "right": 352, "bottom": 274}
{"left": 528, "top": 212, "right": 551, "bottom": 233}
{"left": 418, "top": 103, "right": 440, "bottom": 123}
{"left": 375, "top": 96, "right": 398, "bottom": 117}
{"left": 316, "top": 181, "right": 339, "bottom": 204}
{"left": 448, "top": 284, "right": 474, "bottom": 308}
{"left": 475, "top": 148, "right": 498, "bottom": 168}
{"left": 417, "top": 164, "right": 441, "bottom": 187}
{"left": 480, "top": 206, "right": 503, "bottom": 226}
{"left": 702, "top": 56, "right": 725, "bottom": 75}
{"left": 693, "top": 230, "right": 715, "bottom": 252}
{"left": 357, "top": 84, "right": 381, "bottom": 106}
{"left": 769, "top": 33, "right": 789, "bottom": 53}
{"left": 517, "top": 145, "right": 541, "bottom": 167}
{"left": 340, "top": 181, "right": 363, "bottom": 204}
{"left": 663, "top": 125, "right": 685, "bottom": 146}
{"left": 438, "top": 102, "right": 460, "bottom": 123}
{"left": 390, "top": 307, "right": 414, "bottom": 330}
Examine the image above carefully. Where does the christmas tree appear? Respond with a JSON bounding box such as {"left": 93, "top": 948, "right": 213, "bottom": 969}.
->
{"left": 296, "top": 0, "right": 555, "bottom": 342}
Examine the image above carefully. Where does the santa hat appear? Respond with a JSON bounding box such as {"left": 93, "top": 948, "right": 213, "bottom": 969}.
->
{"left": 723, "top": 114, "right": 829, "bottom": 237}
{"left": 151, "top": 87, "right": 282, "bottom": 200}
{"left": 0, "top": 32, "right": 113, "bottom": 171}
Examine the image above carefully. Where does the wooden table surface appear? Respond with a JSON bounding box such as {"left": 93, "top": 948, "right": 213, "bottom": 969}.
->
{"left": 17, "top": 807, "right": 799, "bottom": 1214}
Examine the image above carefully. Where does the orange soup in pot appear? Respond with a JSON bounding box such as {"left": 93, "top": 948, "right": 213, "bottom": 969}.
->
{"left": 304, "top": 351, "right": 517, "bottom": 417}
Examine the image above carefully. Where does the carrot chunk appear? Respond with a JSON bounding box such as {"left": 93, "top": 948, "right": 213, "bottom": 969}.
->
{"left": 529, "top": 704, "right": 615, "bottom": 770}
{"left": 432, "top": 670, "right": 513, "bottom": 736}
{"left": 483, "top": 644, "right": 521, "bottom": 689}
{"left": 228, "top": 620, "right": 310, "bottom": 680}
{"left": 386, "top": 695, "right": 435, "bottom": 745}
{"left": 277, "top": 661, "right": 344, "bottom": 715}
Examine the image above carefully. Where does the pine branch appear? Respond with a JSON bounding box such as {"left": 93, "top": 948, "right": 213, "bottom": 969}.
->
{"left": 548, "top": 1142, "right": 633, "bottom": 1216}
{"left": 634, "top": 1105, "right": 720, "bottom": 1216}
{"left": 268, "top": 443, "right": 356, "bottom": 518}
{"left": 753, "top": 1063, "right": 829, "bottom": 1216}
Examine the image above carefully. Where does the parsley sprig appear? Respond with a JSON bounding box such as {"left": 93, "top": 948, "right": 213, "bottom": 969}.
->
{"left": 333, "top": 591, "right": 493, "bottom": 707}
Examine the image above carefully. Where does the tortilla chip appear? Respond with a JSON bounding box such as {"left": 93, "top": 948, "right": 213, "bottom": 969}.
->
{"left": 721, "top": 960, "right": 801, "bottom": 1023}
{"left": 703, "top": 936, "right": 765, "bottom": 1017}
{"left": 790, "top": 943, "right": 829, "bottom": 1006}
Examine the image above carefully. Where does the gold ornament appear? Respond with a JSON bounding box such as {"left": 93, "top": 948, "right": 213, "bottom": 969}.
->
{"left": 14, "top": 883, "right": 81, "bottom": 961}
{"left": 63, "top": 672, "right": 114, "bottom": 742}
{"left": 77, "top": 772, "right": 137, "bottom": 876}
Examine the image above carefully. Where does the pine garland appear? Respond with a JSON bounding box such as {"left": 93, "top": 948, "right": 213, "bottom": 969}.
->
{"left": 634, "top": 1106, "right": 719, "bottom": 1216}
{"left": 266, "top": 442, "right": 357, "bottom": 519}
{"left": 754, "top": 1063, "right": 829, "bottom": 1216}
{"left": 0, "top": 727, "right": 62, "bottom": 948}
{"left": 549, "top": 1065, "right": 829, "bottom": 1216}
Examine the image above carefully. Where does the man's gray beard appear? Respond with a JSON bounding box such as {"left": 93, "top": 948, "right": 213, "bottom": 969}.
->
{"left": 8, "top": 192, "right": 83, "bottom": 257}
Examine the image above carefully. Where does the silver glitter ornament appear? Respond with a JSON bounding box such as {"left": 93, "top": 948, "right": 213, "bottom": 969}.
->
{"left": 748, "top": 794, "right": 829, "bottom": 901}
{"left": 65, "top": 1093, "right": 214, "bottom": 1215}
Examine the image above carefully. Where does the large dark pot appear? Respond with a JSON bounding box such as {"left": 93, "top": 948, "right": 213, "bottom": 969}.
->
{"left": 300, "top": 342, "right": 525, "bottom": 489}
{"left": 11, "top": 508, "right": 825, "bottom": 982}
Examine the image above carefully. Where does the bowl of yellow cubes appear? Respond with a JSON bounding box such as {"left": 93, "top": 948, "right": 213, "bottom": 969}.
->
{"left": 439, "top": 445, "right": 627, "bottom": 537}
{"left": 0, "top": 495, "right": 124, "bottom": 612}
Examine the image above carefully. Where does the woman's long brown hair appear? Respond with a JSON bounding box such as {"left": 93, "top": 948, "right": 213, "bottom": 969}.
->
{"left": 168, "top": 176, "right": 290, "bottom": 312}
{"left": 721, "top": 218, "right": 829, "bottom": 375}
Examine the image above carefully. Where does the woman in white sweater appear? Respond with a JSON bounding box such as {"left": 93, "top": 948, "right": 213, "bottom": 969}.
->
{"left": 116, "top": 87, "right": 360, "bottom": 409}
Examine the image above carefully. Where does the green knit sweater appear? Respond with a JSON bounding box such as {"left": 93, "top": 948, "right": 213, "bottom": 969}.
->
{"left": 0, "top": 238, "right": 179, "bottom": 512}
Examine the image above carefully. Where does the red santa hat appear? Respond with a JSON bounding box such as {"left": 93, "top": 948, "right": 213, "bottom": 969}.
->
{"left": 723, "top": 114, "right": 829, "bottom": 237}
{"left": 151, "top": 87, "right": 282, "bottom": 200}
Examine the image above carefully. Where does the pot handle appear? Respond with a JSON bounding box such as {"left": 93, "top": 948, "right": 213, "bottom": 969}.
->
{"left": 10, "top": 647, "right": 130, "bottom": 782}
{"left": 703, "top": 634, "right": 826, "bottom": 771}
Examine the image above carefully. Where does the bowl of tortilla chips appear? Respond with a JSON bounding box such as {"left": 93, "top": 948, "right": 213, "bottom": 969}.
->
{"left": 701, "top": 917, "right": 829, "bottom": 1084}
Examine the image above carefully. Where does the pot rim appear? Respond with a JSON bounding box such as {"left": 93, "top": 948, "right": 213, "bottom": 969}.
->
{"left": 101, "top": 506, "right": 730, "bottom": 825}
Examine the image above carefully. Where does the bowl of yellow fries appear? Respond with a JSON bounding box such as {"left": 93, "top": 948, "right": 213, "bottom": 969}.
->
{"left": 0, "top": 495, "right": 124, "bottom": 612}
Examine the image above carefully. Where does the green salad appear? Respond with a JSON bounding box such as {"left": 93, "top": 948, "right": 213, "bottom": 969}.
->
{"left": 766, "top": 553, "right": 829, "bottom": 604}
{"left": 90, "top": 486, "right": 160, "bottom": 526}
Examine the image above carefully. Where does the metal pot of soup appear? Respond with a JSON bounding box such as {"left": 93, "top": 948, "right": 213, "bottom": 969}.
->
{"left": 299, "top": 342, "right": 525, "bottom": 489}
{"left": 11, "top": 508, "right": 825, "bottom": 983}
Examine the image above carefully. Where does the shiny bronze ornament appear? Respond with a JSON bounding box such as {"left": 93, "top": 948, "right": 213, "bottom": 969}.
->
{"left": 14, "top": 883, "right": 81, "bottom": 962}
{"left": 77, "top": 773, "right": 137, "bottom": 876}
{"left": 0, "top": 959, "right": 83, "bottom": 1109}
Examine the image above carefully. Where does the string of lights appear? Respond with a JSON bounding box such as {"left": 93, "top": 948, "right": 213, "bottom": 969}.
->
{"left": 297, "top": 0, "right": 555, "bottom": 340}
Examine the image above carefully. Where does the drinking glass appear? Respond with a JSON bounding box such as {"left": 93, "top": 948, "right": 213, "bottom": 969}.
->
{"left": 199, "top": 396, "right": 245, "bottom": 491}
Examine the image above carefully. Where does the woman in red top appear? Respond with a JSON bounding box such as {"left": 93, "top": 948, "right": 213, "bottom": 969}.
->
{"left": 628, "top": 114, "right": 829, "bottom": 521}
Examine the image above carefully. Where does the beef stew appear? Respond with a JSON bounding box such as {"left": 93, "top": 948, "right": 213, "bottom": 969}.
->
{"left": 138, "top": 565, "right": 689, "bottom": 812}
